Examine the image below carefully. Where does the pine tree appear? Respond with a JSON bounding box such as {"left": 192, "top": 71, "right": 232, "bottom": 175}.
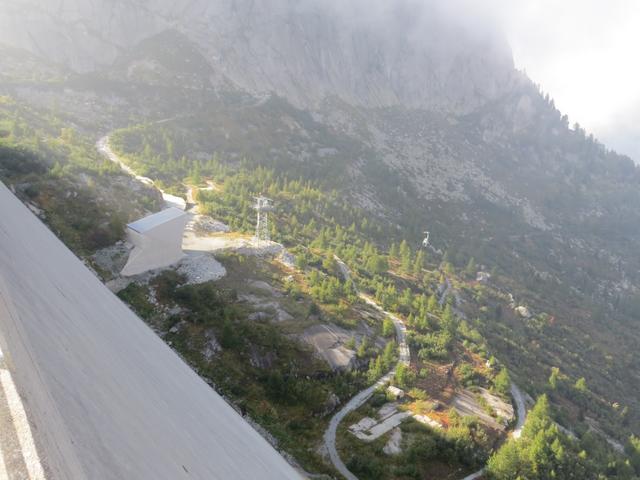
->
{"left": 357, "top": 337, "right": 369, "bottom": 358}
{"left": 464, "top": 257, "right": 477, "bottom": 279}
{"left": 389, "top": 242, "right": 399, "bottom": 259}
{"left": 382, "top": 317, "right": 395, "bottom": 337}
{"left": 574, "top": 377, "right": 587, "bottom": 393}
{"left": 486, "top": 440, "right": 522, "bottom": 479}
{"left": 413, "top": 250, "right": 425, "bottom": 275}
{"left": 395, "top": 363, "right": 414, "bottom": 388}
{"left": 50, "top": 161, "right": 64, "bottom": 177}
{"left": 400, "top": 288, "right": 413, "bottom": 310}
{"left": 441, "top": 304, "right": 457, "bottom": 336}
{"left": 190, "top": 162, "right": 201, "bottom": 185}
{"left": 399, "top": 240, "right": 412, "bottom": 272}
{"left": 427, "top": 294, "right": 439, "bottom": 313}
{"left": 494, "top": 368, "right": 510, "bottom": 396}
{"left": 382, "top": 341, "right": 396, "bottom": 369}
{"left": 549, "top": 367, "right": 560, "bottom": 390}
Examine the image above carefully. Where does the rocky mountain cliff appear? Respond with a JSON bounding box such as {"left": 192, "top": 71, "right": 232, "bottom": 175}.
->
{"left": 0, "top": 0, "right": 515, "bottom": 112}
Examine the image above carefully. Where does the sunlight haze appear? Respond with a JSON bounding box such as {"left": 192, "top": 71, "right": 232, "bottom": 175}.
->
{"left": 496, "top": 0, "right": 640, "bottom": 161}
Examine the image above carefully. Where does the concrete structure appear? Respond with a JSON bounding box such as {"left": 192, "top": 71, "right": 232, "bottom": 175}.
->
{"left": 121, "top": 207, "right": 189, "bottom": 277}
{"left": 253, "top": 196, "right": 273, "bottom": 242}
{"left": 386, "top": 386, "right": 405, "bottom": 400}
{"left": 0, "top": 182, "right": 302, "bottom": 480}
{"left": 348, "top": 403, "right": 410, "bottom": 442}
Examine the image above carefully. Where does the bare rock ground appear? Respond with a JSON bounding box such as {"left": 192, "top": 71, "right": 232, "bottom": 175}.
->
{"left": 239, "top": 294, "right": 294, "bottom": 323}
{"left": 383, "top": 428, "right": 403, "bottom": 455}
{"left": 298, "top": 324, "right": 375, "bottom": 371}
{"left": 452, "top": 388, "right": 514, "bottom": 431}
{"left": 177, "top": 252, "right": 226, "bottom": 284}
{"left": 92, "top": 241, "right": 133, "bottom": 278}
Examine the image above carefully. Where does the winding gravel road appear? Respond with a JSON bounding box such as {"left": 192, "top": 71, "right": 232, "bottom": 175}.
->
{"left": 324, "top": 259, "right": 410, "bottom": 479}
{"left": 327, "top": 257, "right": 528, "bottom": 480}
{"left": 97, "top": 135, "right": 187, "bottom": 210}
{"left": 460, "top": 383, "right": 528, "bottom": 480}
{"left": 510, "top": 383, "right": 527, "bottom": 437}
{"left": 323, "top": 299, "right": 409, "bottom": 479}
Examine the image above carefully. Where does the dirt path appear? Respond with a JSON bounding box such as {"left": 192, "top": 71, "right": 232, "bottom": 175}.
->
{"left": 96, "top": 136, "right": 186, "bottom": 210}
{"left": 510, "top": 383, "right": 527, "bottom": 438}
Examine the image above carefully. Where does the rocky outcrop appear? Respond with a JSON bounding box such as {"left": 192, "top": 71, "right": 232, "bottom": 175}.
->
{"left": 0, "top": 0, "right": 515, "bottom": 113}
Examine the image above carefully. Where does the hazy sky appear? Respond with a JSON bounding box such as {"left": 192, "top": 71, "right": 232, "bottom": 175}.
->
{"left": 494, "top": 1, "right": 640, "bottom": 161}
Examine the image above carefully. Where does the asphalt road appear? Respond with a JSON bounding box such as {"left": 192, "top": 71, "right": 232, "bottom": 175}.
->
{"left": 0, "top": 345, "right": 46, "bottom": 480}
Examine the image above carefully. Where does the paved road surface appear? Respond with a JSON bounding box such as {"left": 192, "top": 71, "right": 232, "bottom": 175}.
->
{"left": 0, "top": 344, "right": 47, "bottom": 480}
{"left": 510, "top": 383, "right": 527, "bottom": 438}
{"left": 461, "top": 470, "right": 486, "bottom": 480}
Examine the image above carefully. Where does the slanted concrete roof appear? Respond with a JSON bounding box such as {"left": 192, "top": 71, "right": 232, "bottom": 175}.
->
{"left": 127, "top": 207, "right": 187, "bottom": 234}
{"left": 0, "top": 182, "right": 302, "bottom": 480}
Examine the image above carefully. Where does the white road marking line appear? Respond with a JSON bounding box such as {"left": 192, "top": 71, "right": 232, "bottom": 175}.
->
{"left": 0, "top": 369, "right": 46, "bottom": 480}
{"left": 0, "top": 432, "right": 9, "bottom": 480}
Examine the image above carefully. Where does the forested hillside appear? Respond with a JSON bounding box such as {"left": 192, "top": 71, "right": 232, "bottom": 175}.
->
{"left": 0, "top": 96, "right": 160, "bottom": 253}
{"left": 108, "top": 123, "right": 640, "bottom": 478}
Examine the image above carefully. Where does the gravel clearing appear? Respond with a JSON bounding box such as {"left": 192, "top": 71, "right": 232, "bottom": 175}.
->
{"left": 183, "top": 231, "right": 284, "bottom": 256}
{"left": 188, "top": 215, "right": 230, "bottom": 234}
{"left": 177, "top": 252, "right": 227, "bottom": 284}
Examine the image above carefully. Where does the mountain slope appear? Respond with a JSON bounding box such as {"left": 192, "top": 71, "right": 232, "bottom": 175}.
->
{"left": 0, "top": 0, "right": 515, "bottom": 111}
{"left": 1, "top": 0, "right": 640, "bottom": 470}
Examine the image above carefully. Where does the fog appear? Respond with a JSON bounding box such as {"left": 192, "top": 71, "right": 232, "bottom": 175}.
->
{"left": 0, "top": 0, "right": 637, "bottom": 160}
{"left": 325, "top": 0, "right": 640, "bottom": 161}
{"left": 491, "top": 0, "right": 640, "bottom": 162}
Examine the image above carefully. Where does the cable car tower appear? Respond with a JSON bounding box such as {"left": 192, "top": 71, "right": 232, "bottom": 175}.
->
{"left": 253, "top": 196, "right": 274, "bottom": 242}
{"left": 421, "top": 231, "right": 430, "bottom": 249}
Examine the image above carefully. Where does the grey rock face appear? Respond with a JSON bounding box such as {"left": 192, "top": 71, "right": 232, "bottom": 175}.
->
{"left": 0, "top": 0, "right": 515, "bottom": 112}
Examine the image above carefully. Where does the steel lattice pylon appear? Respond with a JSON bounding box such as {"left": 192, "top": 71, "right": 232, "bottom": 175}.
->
{"left": 253, "top": 196, "right": 274, "bottom": 242}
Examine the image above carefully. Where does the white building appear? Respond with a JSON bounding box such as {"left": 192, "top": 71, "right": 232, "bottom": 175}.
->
{"left": 121, "top": 207, "right": 189, "bottom": 277}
